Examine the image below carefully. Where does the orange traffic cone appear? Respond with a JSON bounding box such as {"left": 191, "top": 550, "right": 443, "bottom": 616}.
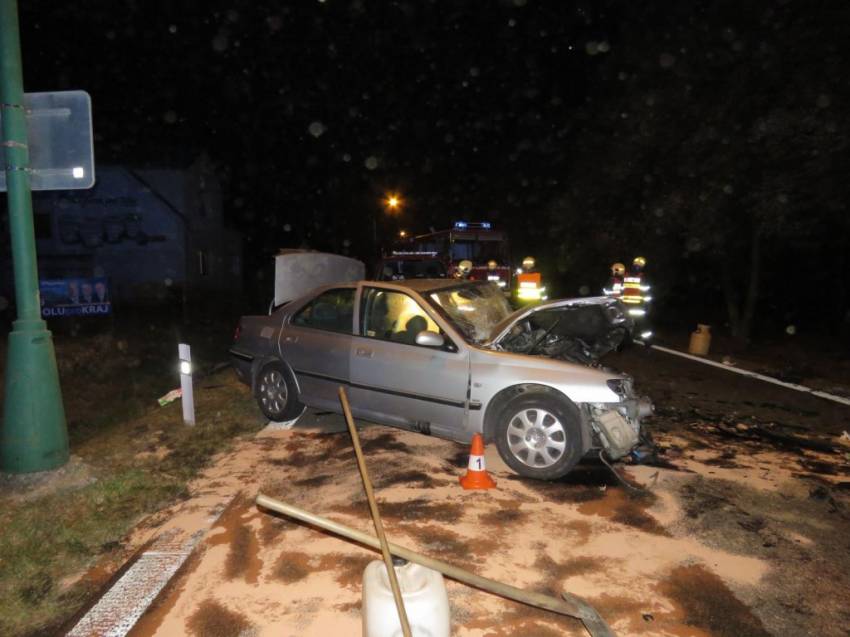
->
{"left": 459, "top": 433, "right": 497, "bottom": 490}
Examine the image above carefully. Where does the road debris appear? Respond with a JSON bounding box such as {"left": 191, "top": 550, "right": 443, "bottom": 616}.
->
{"left": 708, "top": 421, "right": 840, "bottom": 455}
{"left": 338, "top": 387, "right": 413, "bottom": 637}
{"left": 255, "top": 494, "right": 617, "bottom": 637}
{"left": 156, "top": 388, "right": 182, "bottom": 407}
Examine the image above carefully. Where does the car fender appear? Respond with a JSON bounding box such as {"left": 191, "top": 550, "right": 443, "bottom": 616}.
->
{"left": 481, "top": 383, "right": 593, "bottom": 453}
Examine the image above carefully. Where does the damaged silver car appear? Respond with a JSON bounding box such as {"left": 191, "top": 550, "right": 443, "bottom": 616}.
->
{"left": 231, "top": 277, "right": 652, "bottom": 480}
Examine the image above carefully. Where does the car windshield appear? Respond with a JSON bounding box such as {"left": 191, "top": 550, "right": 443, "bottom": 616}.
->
{"left": 428, "top": 282, "right": 513, "bottom": 343}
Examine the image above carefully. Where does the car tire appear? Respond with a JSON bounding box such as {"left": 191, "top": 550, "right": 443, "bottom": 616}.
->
{"left": 494, "top": 391, "right": 583, "bottom": 480}
{"left": 254, "top": 362, "right": 304, "bottom": 422}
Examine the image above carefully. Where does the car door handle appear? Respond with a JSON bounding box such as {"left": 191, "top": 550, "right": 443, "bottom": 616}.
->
{"left": 355, "top": 347, "right": 373, "bottom": 358}
{"left": 283, "top": 335, "right": 299, "bottom": 344}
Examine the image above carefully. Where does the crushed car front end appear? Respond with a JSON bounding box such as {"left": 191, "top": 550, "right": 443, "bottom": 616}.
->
{"left": 587, "top": 376, "right": 654, "bottom": 460}
{"left": 474, "top": 290, "right": 654, "bottom": 464}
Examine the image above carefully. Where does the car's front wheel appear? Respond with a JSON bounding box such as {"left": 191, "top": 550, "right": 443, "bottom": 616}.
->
{"left": 255, "top": 362, "right": 304, "bottom": 422}
{"left": 494, "top": 391, "right": 583, "bottom": 480}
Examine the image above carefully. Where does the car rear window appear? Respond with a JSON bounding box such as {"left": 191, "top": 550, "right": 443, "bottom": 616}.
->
{"left": 292, "top": 288, "right": 355, "bottom": 333}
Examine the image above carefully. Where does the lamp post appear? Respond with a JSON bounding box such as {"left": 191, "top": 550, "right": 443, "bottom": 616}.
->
{"left": 1, "top": 0, "right": 69, "bottom": 473}
{"left": 372, "top": 193, "right": 402, "bottom": 255}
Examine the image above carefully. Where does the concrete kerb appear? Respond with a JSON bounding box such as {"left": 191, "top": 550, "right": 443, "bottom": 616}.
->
{"left": 65, "top": 493, "right": 239, "bottom": 637}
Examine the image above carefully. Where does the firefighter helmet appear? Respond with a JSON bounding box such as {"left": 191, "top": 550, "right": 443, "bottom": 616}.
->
{"left": 611, "top": 262, "right": 626, "bottom": 276}
{"left": 456, "top": 260, "right": 473, "bottom": 278}
{"left": 633, "top": 256, "right": 646, "bottom": 268}
{"left": 521, "top": 256, "right": 536, "bottom": 270}
{"left": 487, "top": 259, "right": 498, "bottom": 270}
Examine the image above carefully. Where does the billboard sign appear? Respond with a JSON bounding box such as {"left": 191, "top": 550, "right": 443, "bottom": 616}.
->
{"left": 39, "top": 277, "right": 111, "bottom": 317}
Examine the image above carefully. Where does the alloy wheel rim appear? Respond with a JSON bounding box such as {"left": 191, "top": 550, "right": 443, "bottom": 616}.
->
{"left": 505, "top": 407, "right": 567, "bottom": 468}
{"left": 259, "top": 369, "right": 287, "bottom": 415}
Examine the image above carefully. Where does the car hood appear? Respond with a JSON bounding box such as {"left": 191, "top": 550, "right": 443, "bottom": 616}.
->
{"left": 483, "top": 296, "right": 634, "bottom": 365}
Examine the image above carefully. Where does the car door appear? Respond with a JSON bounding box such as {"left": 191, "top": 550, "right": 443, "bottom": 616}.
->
{"left": 280, "top": 287, "right": 355, "bottom": 410}
{"left": 349, "top": 285, "right": 470, "bottom": 439}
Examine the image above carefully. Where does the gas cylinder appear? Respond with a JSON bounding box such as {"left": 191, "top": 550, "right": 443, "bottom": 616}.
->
{"left": 688, "top": 324, "right": 712, "bottom": 356}
{"left": 362, "top": 558, "right": 450, "bottom": 637}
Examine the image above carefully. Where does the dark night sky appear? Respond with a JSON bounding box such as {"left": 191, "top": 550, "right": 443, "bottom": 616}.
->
{"left": 13, "top": 0, "right": 850, "bottom": 334}
{"left": 18, "top": 1, "right": 609, "bottom": 251}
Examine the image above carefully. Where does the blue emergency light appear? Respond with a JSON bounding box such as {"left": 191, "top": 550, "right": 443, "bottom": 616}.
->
{"left": 453, "top": 221, "right": 492, "bottom": 230}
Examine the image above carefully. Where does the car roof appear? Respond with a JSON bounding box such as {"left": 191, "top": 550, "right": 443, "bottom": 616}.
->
{"left": 306, "top": 278, "right": 487, "bottom": 297}
{"left": 369, "top": 278, "right": 478, "bottom": 294}
{"left": 378, "top": 254, "right": 442, "bottom": 261}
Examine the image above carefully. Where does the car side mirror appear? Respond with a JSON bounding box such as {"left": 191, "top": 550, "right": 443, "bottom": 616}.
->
{"left": 415, "top": 330, "right": 444, "bottom": 348}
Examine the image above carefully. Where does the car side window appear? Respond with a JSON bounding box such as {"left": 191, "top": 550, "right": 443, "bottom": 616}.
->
{"left": 359, "top": 288, "right": 441, "bottom": 345}
{"left": 292, "top": 288, "right": 355, "bottom": 334}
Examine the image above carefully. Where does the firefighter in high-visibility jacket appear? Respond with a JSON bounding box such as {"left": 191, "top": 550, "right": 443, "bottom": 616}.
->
{"left": 603, "top": 262, "right": 626, "bottom": 298}
{"left": 515, "top": 256, "right": 547, "bottom": 304}
{"left": 622, "top": 257, "right": 653, "bottom": 342}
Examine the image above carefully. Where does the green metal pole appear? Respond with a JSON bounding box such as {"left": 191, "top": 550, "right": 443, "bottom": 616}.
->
{"left": 0, "top": 0, "right": 69, "bottom": 472}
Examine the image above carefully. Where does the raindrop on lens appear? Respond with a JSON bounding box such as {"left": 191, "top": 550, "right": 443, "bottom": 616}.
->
{"left": 659, "top": 52, "right": 676, "bottom": 68}
{"left": 212, "top": 33, "right": 228, "bottom": 52}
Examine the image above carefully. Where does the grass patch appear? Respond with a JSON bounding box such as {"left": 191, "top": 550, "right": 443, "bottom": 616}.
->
{"left": 0, "top": 365, "right": 264, "bottom": 637}
{"left": 0, "top": 469, "right": 184, "bottom": 636}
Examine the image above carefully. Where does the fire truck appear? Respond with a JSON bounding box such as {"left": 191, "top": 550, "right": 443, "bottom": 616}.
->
{"left": 385, "top": 221, "right": 513, "bottom": 291}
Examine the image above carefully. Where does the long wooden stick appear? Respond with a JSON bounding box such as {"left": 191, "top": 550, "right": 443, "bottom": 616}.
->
{"left": 255, "top": 494, "right": 616, "bottom": 637}
{"left": 338, "top": 387, "right": 412, "bottom": 637}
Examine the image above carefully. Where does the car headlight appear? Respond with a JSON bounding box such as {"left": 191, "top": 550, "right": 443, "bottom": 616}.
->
{"left": 606, "top": 378, "right": 632, "bottom": 398}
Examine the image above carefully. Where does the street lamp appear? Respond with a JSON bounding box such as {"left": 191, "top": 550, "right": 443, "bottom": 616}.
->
{"left": 373, "top": 192, "right": 403, "bottom": 253}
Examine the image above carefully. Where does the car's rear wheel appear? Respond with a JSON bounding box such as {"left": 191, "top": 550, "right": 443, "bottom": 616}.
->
{"left": 255, "top": 362, "right": 304, "bottom": 422}
{"left": 494, "top": 392, "right": 583, "bottom": 480}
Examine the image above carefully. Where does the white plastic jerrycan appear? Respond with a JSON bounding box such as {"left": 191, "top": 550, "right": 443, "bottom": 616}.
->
{"left": 362, "top": 557, "right": 450, "bottom": 637}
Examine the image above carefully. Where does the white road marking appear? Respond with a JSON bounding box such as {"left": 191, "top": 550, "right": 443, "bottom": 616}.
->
{"left": 649, "top": 343, "right": 850, "bottom": 407}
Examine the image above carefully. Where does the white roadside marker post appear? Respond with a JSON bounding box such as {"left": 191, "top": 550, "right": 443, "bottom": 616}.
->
{"left": 178, "top": 343, "right": 195, "bottom": 425}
